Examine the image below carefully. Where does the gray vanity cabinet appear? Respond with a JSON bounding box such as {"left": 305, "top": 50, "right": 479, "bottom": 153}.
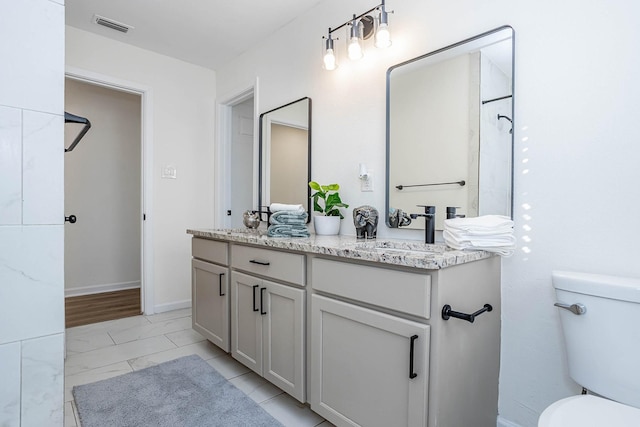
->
{"left": 191, "top": 238, "right": 230, "bottom": 352}
{"left": 230, "top": 245, "right": 306, "bottom": 402}
{"left": 310, "top": 255, "right": 501, "bottom": 427}
{"left": 189, "top": 230, "right": 501, "bottom": 427}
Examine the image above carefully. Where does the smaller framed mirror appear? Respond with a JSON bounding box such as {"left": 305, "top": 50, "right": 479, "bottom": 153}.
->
{"left": 258, "top": 97, "right": 312, "bottom": 220}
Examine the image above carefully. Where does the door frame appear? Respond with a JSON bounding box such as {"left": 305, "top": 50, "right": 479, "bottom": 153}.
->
{"left": 65, "top": 66, "right": 155, "bottom": 314}
{"left": 215, "top": 78, "right": 259, "bottom": 228}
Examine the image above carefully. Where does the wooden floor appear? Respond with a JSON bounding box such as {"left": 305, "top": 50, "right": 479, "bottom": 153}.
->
{"left": 65, "top": 288, "right": 142, "bottom": 328}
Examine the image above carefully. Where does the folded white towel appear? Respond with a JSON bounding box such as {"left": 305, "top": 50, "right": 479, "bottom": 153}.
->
{"left": 444, "top": 215, "right": 513, "bottom": 233}
{"left": 443, "top": 215, "right": 516, "bottom": 257}
{"left": 444, "top": 231, "right": 516, "bottom": 256}
{"left": 269, "top": 203, "right": 306, "bottom": 213}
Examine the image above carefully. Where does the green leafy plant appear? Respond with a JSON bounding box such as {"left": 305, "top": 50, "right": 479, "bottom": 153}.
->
{"left": 309, "top": 181, "right": 349, "bottom": 219}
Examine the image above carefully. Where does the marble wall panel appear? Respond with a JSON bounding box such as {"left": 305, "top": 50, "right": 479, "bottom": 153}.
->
{"left": 0, "top": 106, "right": 22, "bottom": 224}
{"left": 0, "top": 226, "right": 64, "bottom": 345}
{"left": 22, "top": 111, "right": 64, "bottom": 225}
{"left": 0, "top": 342, "right": 21, "bottom": 426}
{"left": 21, "top": 334, "right": 65, "bottom": 426}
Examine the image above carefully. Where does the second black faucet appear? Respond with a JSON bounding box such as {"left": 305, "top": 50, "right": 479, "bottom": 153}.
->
{"left": 410, "top": 205, "right": 436, "bottom": 244}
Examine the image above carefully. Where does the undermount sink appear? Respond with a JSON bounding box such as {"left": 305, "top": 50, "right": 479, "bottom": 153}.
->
{"left": 355, "top": 240, "right": 446, "bottom": 255}
{"left": 219, "top": 228, "right": 266, "bottom": 235}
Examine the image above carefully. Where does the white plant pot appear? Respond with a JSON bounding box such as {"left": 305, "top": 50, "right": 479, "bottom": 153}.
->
{"left": 314, "top": 215, "right": 341, "bottom": 235}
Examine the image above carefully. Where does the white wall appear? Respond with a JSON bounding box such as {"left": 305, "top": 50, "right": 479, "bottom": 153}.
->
{"left": 65, "top": 79, "right": 141, "bottom": 295}
{"left": 0, "top": 0, "right": 65, "bottom": 425}
{"left": 66, "top": 27, "right": 217, "bottom": 312}
{"left": 216, "top": 0, "right": 640, "bottom": 426}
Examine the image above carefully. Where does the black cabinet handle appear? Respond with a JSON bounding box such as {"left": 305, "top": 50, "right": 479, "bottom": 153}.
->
{"left": 409, "top": 335, "right": 418, "bottom": 379}
{"left": 219, "top": 273, "right": 225, "bottom": 296}
{"left": 442, "top": 304, "right": 493, "bottom": 323}
{"left": 260, "top": 287, "right": 267, "bottom": 315}
{"left": 249, "top": 259, "right": 270, "bottom": 266}
{"left": 252, "top": 285, "right": 259, "bottom": 311}
{"left": 65, "top": 214, "right": 77, "bottom": 223}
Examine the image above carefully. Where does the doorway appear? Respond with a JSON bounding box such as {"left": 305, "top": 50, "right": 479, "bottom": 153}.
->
{"left": 64, "top": 78, "right": 143, "bottom": 326}
{"left": 230, "top": 98, "right": 255, "bottom": 228}
{"left": 216, "top": 84, "right": 257, "bottom": 228}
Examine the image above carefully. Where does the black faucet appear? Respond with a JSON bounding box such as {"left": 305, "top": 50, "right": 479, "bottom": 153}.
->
{"left": 410, "top": 205, "right": 436, "bottom": 244}
{"left": 446, "top": 206, "right": 465, "bottom": 219}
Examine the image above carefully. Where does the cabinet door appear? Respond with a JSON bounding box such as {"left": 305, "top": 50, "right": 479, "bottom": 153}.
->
{"left": 262, "top": 279, "right": 305, "bottom": 402}
{"left": 231, "top": 271, "right": 263, "bottom": 375}
{"left": 311, "top": 294, "right": 430, "bottom": 427}
{"left": 192, "top": 259, "right": 230, "bottom": 352}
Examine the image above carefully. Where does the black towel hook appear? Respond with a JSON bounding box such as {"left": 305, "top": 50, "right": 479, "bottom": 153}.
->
{"left": 64, "top": 111, "right": 91, "bottom": 153}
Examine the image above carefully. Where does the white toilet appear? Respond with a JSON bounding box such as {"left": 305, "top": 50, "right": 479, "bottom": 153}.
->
{"left": 539, "top": 271, "right": 640, "bottom": 426}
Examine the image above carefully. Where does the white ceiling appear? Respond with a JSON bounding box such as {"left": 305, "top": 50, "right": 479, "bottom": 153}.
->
{"left": 66, "top": 0, "right": 326, "bottom": 70}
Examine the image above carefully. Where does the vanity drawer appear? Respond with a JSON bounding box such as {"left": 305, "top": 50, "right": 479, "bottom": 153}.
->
{"left": 192, "top": 238, "right": 228, "bottom": 265}
{"left": 231, "top": 245, "right": 305, "bottom": 286}
{"left": 311, "top": 257, "right": 431, "bottom": 319}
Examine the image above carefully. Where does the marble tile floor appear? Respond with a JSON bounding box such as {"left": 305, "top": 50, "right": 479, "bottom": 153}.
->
{"left": 64, "top": 308, "right": 331, "bottom": 427}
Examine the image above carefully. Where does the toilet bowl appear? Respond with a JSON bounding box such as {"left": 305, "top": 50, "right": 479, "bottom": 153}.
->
{"left": 539, "top": 271, "right": 640, "bottom": 426}
{"left": 539, "top": 395, "right": 640, "bottom": 427}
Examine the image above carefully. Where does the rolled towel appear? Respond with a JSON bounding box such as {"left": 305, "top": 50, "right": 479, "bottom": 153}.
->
{"left": 267, "top": 224, "right": 310, "bottom": 238}
{"left": 269, "top": 203, "right": 306, "bottom": 213}
{"left": 269, "top": 211, "right": 308, "bottom": 225}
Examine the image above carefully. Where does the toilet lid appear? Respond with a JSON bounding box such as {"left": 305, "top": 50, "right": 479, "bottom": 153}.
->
{"left": 539, "top": 395, "right": 640, "bottom": 427}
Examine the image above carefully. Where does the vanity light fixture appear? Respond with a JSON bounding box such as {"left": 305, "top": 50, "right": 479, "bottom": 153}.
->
{"left": 323, "top": 28, "right": 338, "bottom": 70}
{"left": 347, "top": 15, "right": 365, "bottom": 60}
{"left": 375, "top": 1, "right": 392, "bottom": 48}
{"left": 321, "top": 0, "right": 393, "bottom": 70}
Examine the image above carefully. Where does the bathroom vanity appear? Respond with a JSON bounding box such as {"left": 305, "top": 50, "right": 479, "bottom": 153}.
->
{"left": 187, "top": 228, "right": 501, "bottom": 427}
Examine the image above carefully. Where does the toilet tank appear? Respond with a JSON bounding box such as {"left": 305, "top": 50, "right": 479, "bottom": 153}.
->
{"left": 552, "top": 271, "right": 640, "bottom": 409}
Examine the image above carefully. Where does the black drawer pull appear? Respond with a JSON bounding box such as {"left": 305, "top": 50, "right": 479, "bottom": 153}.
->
{"left": 260, "top": 287, "right": 267, "bottom": 315}
{"left": 249, "top": 259, "right": 270, "bottom": 266}
{"left": 252, "top": 285, "right": 259, "bottom": 311}
{"left": 219, "top": 273, "right": 225, "bottom": 296}
{"left": 442, "top": 304, "right": 493, "bottom": 323}
{"left": 409, "top": 335, "right": 418, "bottom": 379}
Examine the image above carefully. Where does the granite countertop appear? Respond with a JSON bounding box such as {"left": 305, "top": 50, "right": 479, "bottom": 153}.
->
{"left": 187, "top": 228, "right": 493, "bottom": 270}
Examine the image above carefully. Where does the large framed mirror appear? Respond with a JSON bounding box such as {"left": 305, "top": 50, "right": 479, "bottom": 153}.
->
{"left": 258, "top": 97, "right": 312, "bottom": 220}
{"left": 386, "top": 26, "right": 514, "bottom": 230}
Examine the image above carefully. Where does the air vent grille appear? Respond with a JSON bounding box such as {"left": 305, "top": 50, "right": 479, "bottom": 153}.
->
{"left": 93, "top": 14, "right": 133, "bottom": 33}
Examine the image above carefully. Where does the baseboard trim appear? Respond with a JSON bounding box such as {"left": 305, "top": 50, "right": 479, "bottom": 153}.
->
{"left": 65, "top": 281, "right": 141, "bottom": 298}
{"left": 497, "top": 415, "right": 524, "bottom": 427}
{"left": 153, "top": 299, "right": 191, "bottom": 314}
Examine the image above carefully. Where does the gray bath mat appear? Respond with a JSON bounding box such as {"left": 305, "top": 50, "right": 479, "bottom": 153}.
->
{"left": 72, "top": 354, "right": 283, "bottom": 427}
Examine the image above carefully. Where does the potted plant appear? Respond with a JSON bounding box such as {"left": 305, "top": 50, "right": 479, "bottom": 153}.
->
{"left": 309, "top": 181, "right": 349, "bottom": 235}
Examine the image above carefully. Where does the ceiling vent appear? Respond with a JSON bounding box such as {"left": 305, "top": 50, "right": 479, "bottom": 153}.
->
{"left": 93, "top": 14, "right": 133, "bottom": 33}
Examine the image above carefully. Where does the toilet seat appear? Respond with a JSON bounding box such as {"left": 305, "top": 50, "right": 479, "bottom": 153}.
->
{"left": 539, "top": 395, "right": 640, "bottom": 427}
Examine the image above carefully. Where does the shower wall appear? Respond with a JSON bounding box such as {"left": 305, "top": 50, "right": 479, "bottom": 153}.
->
{"left": 479, "top": 53, "right": 512, "bottom": 216}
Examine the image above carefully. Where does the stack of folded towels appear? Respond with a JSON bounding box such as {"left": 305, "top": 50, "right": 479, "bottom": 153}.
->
{"left": 443, "top": 215, "right": 516, "bottom": 256}
{"left": 267, "top": 203, "right": 310, "bottom": 238}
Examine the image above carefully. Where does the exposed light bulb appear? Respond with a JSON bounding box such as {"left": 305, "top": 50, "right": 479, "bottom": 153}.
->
{"left": 375, "top": 7, "right": 392, "bottom": 48}
{"left": 348, "top": 37, "right": 363, "bottom": 60}
{"left": 323, "top": 48, "right": 337, "bottom": 70}
{"left": 375, "top": 23, "right": 391, "bottom": 48}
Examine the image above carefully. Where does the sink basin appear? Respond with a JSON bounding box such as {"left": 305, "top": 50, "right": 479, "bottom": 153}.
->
{"left": 354, "top": 240, "right": 446, "bottom": 255}
{"left": 216, "top": 228, "right": 266, "bottom": 235}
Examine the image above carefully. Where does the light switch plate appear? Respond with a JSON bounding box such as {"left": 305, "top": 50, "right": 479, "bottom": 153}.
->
{"left": 161, "top": 165, "right": 177, "bottom": 179}
{"left": 361, "top": 171, "right": 374, "bottom": 192}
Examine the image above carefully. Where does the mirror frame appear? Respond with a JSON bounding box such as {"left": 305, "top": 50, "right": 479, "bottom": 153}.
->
{"left": 385, "top": 25, "right": 515, "bottom": 228}
{"left": 258, "top": 97, "right": 312, "bottom": 221}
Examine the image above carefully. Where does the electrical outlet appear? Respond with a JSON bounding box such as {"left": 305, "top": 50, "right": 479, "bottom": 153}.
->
{"left": 361, "top": 171, "right": 374, "bottom": 192}
{"left": 161, "top": 165, "right": 177, "bottom": 179}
